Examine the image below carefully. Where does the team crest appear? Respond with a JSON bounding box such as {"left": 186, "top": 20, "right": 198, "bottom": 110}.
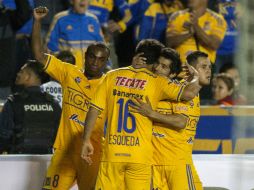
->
{"left": 203, "top": 21, "right": 211, "bottom": 31}
{"left": 66, "top": 25, "right": 73, "bottom": 30}
{"left": 88, "top": 24, "right": 94, "bottom": 32}
{"left": 75, "top": 77, "right": 81, "bottom": 84}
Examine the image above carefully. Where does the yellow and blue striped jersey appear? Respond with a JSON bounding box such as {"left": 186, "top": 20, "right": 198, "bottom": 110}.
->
{"left": 167, "top": 9, "right": 227, "bottom": 63}
{"left": 129, "top": 0, "right": 153, "bottom": 25}
{"left": 88, "top": 0, "right": 132, "bottom": 32}
{"left": 137, "top": 1, "right": 183, "bottom": 43}
{"left": 46, "top": 10, "right": 104, "bottom": 69}
{"left": 44, "top": 54, "right": 105, "bottom": 154}
{"left": 90, "top": 66, "right": 185, "bottom": 164}
{"left": 152, "top": 95, "right": 200, "bottom": 165}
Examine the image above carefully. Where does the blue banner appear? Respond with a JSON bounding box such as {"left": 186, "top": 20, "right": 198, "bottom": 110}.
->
{"left": 193, "top": 106, "right": 254, "bottom": 154}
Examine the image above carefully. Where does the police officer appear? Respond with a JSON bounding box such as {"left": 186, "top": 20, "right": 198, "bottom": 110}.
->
{"left": 0, "top": 60, "right": 61, "bottom": 154}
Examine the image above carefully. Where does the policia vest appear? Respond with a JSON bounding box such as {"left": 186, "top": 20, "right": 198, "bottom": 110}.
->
{"left": 9, "top": 87, "right": 61, "bottom": 154}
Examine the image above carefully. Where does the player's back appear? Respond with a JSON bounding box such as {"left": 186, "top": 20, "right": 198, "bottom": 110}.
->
{"left": 92, "top": 66, "right": 184, "bottom": 164}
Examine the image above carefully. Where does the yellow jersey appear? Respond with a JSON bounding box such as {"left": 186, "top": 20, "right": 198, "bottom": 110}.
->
{"left": 90, "top": 66, "right": 186, "bottom": 164}
{"left": 152, "top": 95, "right": 200, "bottom": 165}
{"left": 167, "top": 9, "right": 227, "bottom": 63}
{"left": 44, "top": 54, "right": 105, "bottom": 154}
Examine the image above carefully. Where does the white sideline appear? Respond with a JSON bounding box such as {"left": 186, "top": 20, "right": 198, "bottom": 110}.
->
{"left": 0, "top": 154, "right": 254, "bottom": 190}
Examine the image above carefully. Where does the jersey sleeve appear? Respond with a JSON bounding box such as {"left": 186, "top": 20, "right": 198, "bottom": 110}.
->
{"left": 43, "top": 54, "right": 71, "bottom": 85}
{"left": 115, "top": 0, "right": 132, "bottom": 32}
{"left": 166, "top": 11, "right": 182, "bottom": 34}
{"left": 90, "top": 75, "right": 108, "bottom": 112}
{"left": 211, "top": 14, "right": 227, "bottom": 40}
{"left": 160, "top": 79, "right": 186, "bottom": 102}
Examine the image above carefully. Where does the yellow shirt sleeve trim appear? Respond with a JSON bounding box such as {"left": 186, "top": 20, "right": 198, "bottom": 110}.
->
{"left": 117, "top": 21, "right": 127, "bottom": 33}
{"left": 176, "top": 84, "right": 186, "bottom": 102}
{"left": 90, "top": 103, "right": 104, "bottom": 111}
{"left": 43, "top": 54, "right": 52, "bottom": 71}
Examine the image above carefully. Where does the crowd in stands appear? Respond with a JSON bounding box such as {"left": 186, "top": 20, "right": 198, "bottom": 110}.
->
{"left": 0, "top": 0, "right": 241, "bottom": 103}
{"left": 0, "top": 0, "right": 245, "bottom": 154}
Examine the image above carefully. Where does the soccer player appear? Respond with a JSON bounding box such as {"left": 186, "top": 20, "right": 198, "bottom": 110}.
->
{"left": 32, "top": 7, "right": 110, "bottom": 190}
{"left": 81, "top": 39, "right": 201, "bottom": 189}
{"left": 130, "top": 50, "right": 212, "bottom": 190}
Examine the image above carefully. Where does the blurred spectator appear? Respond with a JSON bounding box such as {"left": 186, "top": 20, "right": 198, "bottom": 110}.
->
{"left": 136, "top": 0, "right": 183, "bottom": 44}
{"left": 212, "top": 73, "right": 235, "bottom": 106}
{"left": 0, "top": 0, "right": 31, "bottom": 100}
{"left": 46, "top": 0, "right": 104, "bottom": 69}
{"left": 166, "top": 0, "right": 227, "bottom": 102}
{"left": 88, "top": 0, "right": 132, "bottom": 35}
{"left": 166, "top": 0, "right": 227, "bottom": 64}
{"left": 208, "top": 0, "right": 219, "bottom": 12}
{"left": 2, "top": 0, "right": 35, "bottom": 75}
{"left": 216, "top": 0, "right": 239, "bottom": 72}
{"left": 111, "top": 0, "right": 152, "bottom": 68}
{"left": 34, "top": 0, "right": 70, "bottom": 34}
{"left": 0, "top": 60, "right": 61, "bottom": 154}
{"left": 129, "top": 0, "right": 152, "bottom": 25}
{"left": 219, "top": 63, "right": 247, "bottom": 105}
{"left": 41, "top": 50, "right": 76, "bottom": 107}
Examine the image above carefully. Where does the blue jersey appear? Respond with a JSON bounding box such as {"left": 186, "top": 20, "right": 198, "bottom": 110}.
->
{"left": 217, "top": 1, "right": 238, "bottom": 55}
{"left": 46, "top": 9, "right": 104, "bottom": 68}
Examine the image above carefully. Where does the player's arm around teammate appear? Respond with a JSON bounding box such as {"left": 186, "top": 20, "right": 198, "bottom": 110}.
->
{"left": 132, "top": 48, "right": 201, "bottom": 102}
{"left": 129, "top": 96, "right": 187, "bottom": 129}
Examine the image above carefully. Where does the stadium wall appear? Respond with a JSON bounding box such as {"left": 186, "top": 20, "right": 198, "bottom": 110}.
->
{"left": 0, "top": 155, "right": 254, "bottom": 190}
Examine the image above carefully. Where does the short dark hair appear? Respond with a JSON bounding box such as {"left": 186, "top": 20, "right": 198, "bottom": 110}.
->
{"left": 25, "top": 60, "right": 45, "bottom": 82}
{"left": 86, "top": 42, "right": 110, "bottom": 58}
{"left": 186, "top": 51, "right": 208, "bottom": 67}
{"left": 56, "top": 50, "right": 76, "bottom": 65}
{"left": 213, "top": 73, "right": 235, "bottom": 91}
{"left": 135, "top": 39, "right": 165, "bottom": 65}
{"left": 160, "top": 47, "right": 182, "bottom": 75}
{"left": 219, "top": 63, "right": 238, "bottom": 73}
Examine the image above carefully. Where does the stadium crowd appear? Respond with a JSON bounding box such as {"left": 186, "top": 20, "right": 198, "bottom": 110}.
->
{"left": 0, "top": 0, "right": 245, "bottom": 189}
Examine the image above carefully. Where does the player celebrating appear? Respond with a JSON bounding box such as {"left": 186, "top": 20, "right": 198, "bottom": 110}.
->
{"left": 131, "top": 50, "right": 211, "bottom": 190}
{"left": 81, "top": 39, "right": 201, "bottom": 189}
{"left": 32, "top": 7, "right": 109, "bottom": 190}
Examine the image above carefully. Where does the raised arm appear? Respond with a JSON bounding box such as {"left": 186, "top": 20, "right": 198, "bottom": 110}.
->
{"left": 32, "top": 7, "right": 49, "bottom": 65}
